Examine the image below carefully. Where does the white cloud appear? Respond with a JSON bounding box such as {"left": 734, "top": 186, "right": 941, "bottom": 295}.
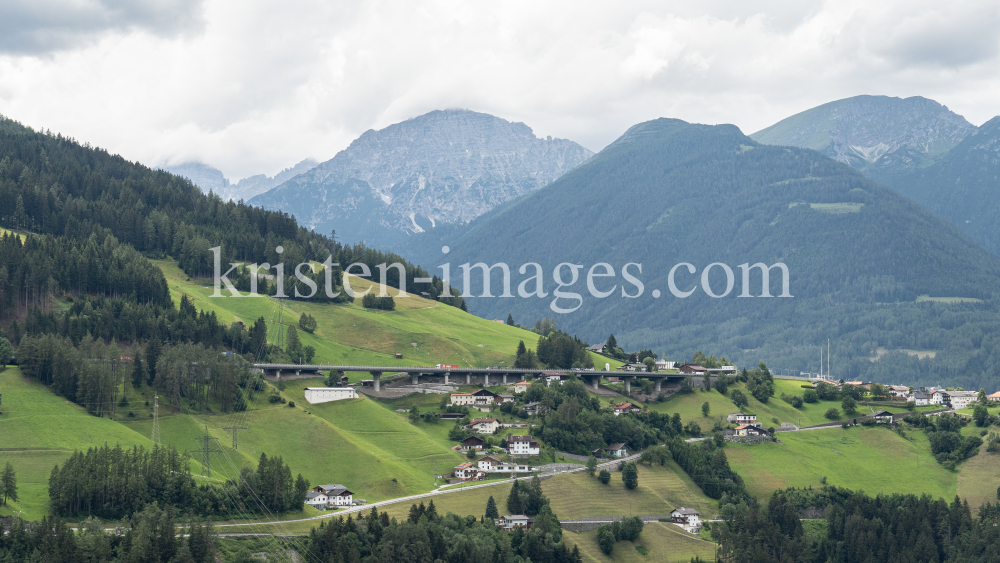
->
{"left": 0, "top": 0, "right": 996, "bottom": 179}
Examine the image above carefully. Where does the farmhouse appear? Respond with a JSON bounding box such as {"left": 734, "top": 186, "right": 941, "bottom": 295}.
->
{"left": 872, "top": 410, "right": 894, "bottom": 424}
{"left": 735, "top": 424, "right": 768, "bottom": 437}
{"left": 460, "top": 436, "right": 485, "bottom": 451}
{"left": 671, "top": 507, "right": 702, "bottom": 533}
{"left": 523, "top": 402, "right": 542, "bottom": 416}
{"left": 678, "top": 364, "right": 708, "bottom": 375}
{"left": 613, "top": 402, "right": 640, "bottom": 416}
{"left": 586, "top": 344, "right": 607, "bottom": 354}
{"left": 727, "top": 413, "right": 757, "bottom": 425}
{"left": 303, "top": 387, "right": 359, "bottom": 404}
{"left": 477, "top": 455, "right": 503, "bottom": 471}
{"left": 497, "top": 515, "right": 534, "bottom": 530}
{"left": 497, "top": 394, "right": 515, "bottom": 404}
{"left": 544, "top": 371, "right": 568, "bottom": 386}
{"left": 655, "top": 359, "right": 676, "bottom": 370}
{"left": 989, "top": 391, "right": 1000, "bottom": 402}
{"left": 507, "top": 435, "right": 540, "bottom": 456}
{"left": 468, "top": 417, "right": 500, "bottom": 434}
{"left": 930, "top": 390, "right": 950, "bottom": 406}
{"left": 605, "top": 443, "right": 629, "bottom": 457}
{"left": 451, "top": 389, "right": 498, "bottom": 407}
{"left": 312, "top": 485, "right": 354, "bottom": 506}
{"left": 910, "top": 391, "right": 930, "bottom": 406}
{"left": 513, "top": 381, "right": 531, "bottom": 393}
{"left": 887, "top": 385, "right": 911, "bottom": 398}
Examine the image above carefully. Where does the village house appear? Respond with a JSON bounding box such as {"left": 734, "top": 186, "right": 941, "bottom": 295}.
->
{"left": 523, "top": 402, "right": 542, "bottom": 416}
{"left": 497, "top": 394, "right": 515, "bottom": 405}
{"left": 497, "top": 515, "right": 533, "bottom": 530}
{"left": 304, "top": 491, "right": 328, "bottom": 508}
{"left": 312, "top": 485, "right": 354, "bottom": 507}
{"left": 910, "top": 391, "right": 930, "bottom": 406}
{"left": 605, "top": 443, "right": 629, "bottom": 457}
{"left": 513, "top": 381, "right": 531, "bottom": 394}
{"left": 460, "top": 436, "right": 485, "bottom": 451}
{"left": 989, "top": 391, "right": 1000, "bottom": 402}
{"left": 727, "top": 413, "right": 758, "bottom": 425}
{"left": 507, "top": 435, "right": 540, "bottom": 456}
{"left": 678, "top": 364, "right": 708, "bottom": 375}
{"left": 887, "top": 385, "right": 911, "bottom": 399}
{"left": 671, "top": 507, "right": 702, "bottom": 533}
{"left": 930, "top": 390, "right": 950, "bottom": 406}
{"left": 946, "top": 391, "right": 979, "bottom": 410}
{"left": 654, "top": 359, "right": 676, "bottom": 371}
{"left": 613, "top": 402, "right": 640, "bottom": 416}
{"left": 468, "top": 417, "right": 500, "bottom": 434}
{"left": 544, "top": 371, "right": 568, "bottom": 386}
{"left": 477, "top": 455, "right": 503, "bottom": 472}
{"left": 586, "top": 344, "right": 607, "bottom": 354}
{"left": 450, "top": 389, "right": 499, "bottom": 407}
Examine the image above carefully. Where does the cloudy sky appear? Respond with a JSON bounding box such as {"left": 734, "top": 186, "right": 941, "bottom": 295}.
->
{"left": 1, "top": 0, "right": 997, "bottom": 180}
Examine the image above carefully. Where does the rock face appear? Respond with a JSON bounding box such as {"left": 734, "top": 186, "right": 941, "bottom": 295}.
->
{"left": 248, "top": 109, "right": 593, "bottom": 249}
{"left": 751, "top": 95, "right": 976, "bottom": 174}
{"left": 161, "top": 159, "right": 319, "bottom": 202}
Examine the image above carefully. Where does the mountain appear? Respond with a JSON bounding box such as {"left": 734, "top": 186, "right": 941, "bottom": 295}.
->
{"left": 161, "top": 161, "right": 229, "bottom": 194}
{"left": 161, "top": 158, "right": 319, "bottom": 201}
{"left": 871, "top": 116, "right": 1000, "bottom": 255}
{"left": 750, "top": 95, "right": 976, "bottom": 175}
{"left": 409, "top": 118, "right": 1000, "bottom": 389}
{"left": 248, "top": 109, "right": 593, "bottom": 250}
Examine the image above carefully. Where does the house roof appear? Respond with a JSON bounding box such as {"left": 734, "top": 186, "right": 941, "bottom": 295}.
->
{"left": 988, "top": 391, "right": 1000, "bottom": 398}
{"left": 508, "top": 435, "right": 535, "bottom": 443}
{"left": 501, "top": 515, "right": 534, "bottom": 522}
{"left": 305, "top": 492, "right": 323, "bottom": 499}
{"left": 911, "top": 392, "right": 929, "bottom": 399}
{"left": 472, "top": 389, "right": 497, "bottom": 397}
{"left": 606, "top": 443, "right": 627, "bottom": 450}
{"left": 455, "top": 462, "right": 474, "bottom": 470}
{"left": 672, "top": 507, "right": 701, "bottom": 516}
{"left": 514, "top": 381, "right": 530, "bottom": 386}
{"left": 542, "top": 371, "right": 568, "bottom": 376}
{"left": 470, "top": 418, "right": 498, "bottom": 424}
{"left": 317, "top": 484, "right": 351, "bottom": 496}
{"left": 480, "top": 456, "right": 502, "bottom": 464}
{"left": 871, "top": 410, "right": 893, "bottom": 417}
{"left": 462, "top": 436, "right": 485, "bottom": 444}
{"left": 614, "top": 402, "right": 633, "bottom": 410}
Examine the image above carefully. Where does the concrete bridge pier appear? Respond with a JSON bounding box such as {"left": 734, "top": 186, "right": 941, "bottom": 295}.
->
{"left": 624, "top": 377, "right": 631, "bottom": 395}
{"left": 590, "top": 375, "right": 600, "bottom": 390}
{"left": 444, "top": 372, "right": 449, "bottom": 385}
{"left": 466, "top": 373, "right": 471, "bottom": 385}
{"left": 484, "top": 373, "right": 490, "bottom": 387}
{"left": 655, "top": 379, "right": 662, "bottom": 392}
{"left": 502, "top": 373, "right": 508, "bottom": 385}
{"left": 370, "top": 371, "right": 382, "bottom": 392}
{"left": 411, "top": 373, "right": 420, "bottom": 385}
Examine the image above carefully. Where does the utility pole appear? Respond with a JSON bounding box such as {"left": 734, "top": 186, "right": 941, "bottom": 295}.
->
{"left": 151, "top": 394, "right": 160, "bottom": 444}
{"left": 223, "top": 426, "right": 248, "bottom": 450}
{"left": 192, "top": 425, "right": 224, "bottom": 477}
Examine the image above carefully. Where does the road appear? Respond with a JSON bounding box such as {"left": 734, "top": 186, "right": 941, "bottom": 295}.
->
{"left": 213, "top": 452, "right": 643, "bottom": 530}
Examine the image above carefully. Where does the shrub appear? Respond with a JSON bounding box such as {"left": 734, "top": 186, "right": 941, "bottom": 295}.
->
{"left": 621, "top": 462, "right": 639, "bottom": 490}
{"left": 803, "top": 389, "right": 819, "bottom": 403}
{"left": 287, "top": 401, "right": 295, "bottom": 408}
{"left": 598, "top": 470, "right": 611, "bottom": 484}
{"left": 362, "top": 293, "right": 396, "bottom": 310}
{"left": 597, "top": 525, "right": 615, "bottom": 555}
{"left": 825, "top": 408, "right": 840, "bottom": 420}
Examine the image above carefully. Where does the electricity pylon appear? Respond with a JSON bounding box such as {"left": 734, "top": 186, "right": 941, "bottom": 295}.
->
{"left": 223, "top": 426, "right": 248, "bottom": 450}
{"left": 192, "top": 425, "right": 224, "bottom": 477}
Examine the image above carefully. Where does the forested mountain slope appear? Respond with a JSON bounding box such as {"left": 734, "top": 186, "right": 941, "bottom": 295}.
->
{"left": 408, "top": 118, "right": 1000, "bottom": 389}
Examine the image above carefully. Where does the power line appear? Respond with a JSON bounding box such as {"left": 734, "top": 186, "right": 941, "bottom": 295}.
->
{"left": 223, "top": 426, "right": 248, "bottom": 450}
{"left": 191, "top": 425, "right": 224, "bottom": 477}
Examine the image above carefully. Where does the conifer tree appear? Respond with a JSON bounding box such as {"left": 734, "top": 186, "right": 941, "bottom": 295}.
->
{"left": 485, "top": 495, "right": 499, "bottom": 519}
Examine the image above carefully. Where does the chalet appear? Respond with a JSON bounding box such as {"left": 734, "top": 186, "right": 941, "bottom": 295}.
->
{"left": 497, "top": 515, "right": 533, "bottom": 530}
{"left": 451, "top": 389, "right": 498, "bottom": 407}
{"left": 477, "top": 455, "right": 503, "bottom": 472}
{"left": 312, "top": 485, "right": 354, "bottom": 506}
{"left": 586, "top": 344, "right": 607, "bottom": 354}
{"left": 930, "top": 390, "right": 950, "bottom": 406}
{"left": 605, "top": 443, "right": 629, "bottom": 458}
{"left": 507, "top": 435, "right": 540, "bottom": 456}
{"left": 872, "top": 410, "right": 894, "bottom": 424}
{"left": 543, "top": 371, "right": 567, "bottom": 386}
{"left": 304, "top": 491, "right": 328, "bottom": 508}
{"left": 671, "top": 507, "right": 702, "bottom": 533}
{"left": 910, "top": 391, "right": 930, "bottom": 406}
{"left": 453, "top": 462, "right": 482, "bottom": 480}
{"left": 461, "top": 436, "right": 485, "bottom": 451}
{"left": 989, "top": 391, "right": 1000, "bottom": 402}
{"left": 613, "top": 402, "right": 640, "bottom": 416}
{"left": 735, "top": 424, "right": 768, "bottom": 437}
{"left": 513, "top": 381, "right": 531, "bottom": 394}
{"left": 616, "top": 363, "right": 647, "bottom": 372}
{"left": 468, "top": 417, "right": 500, "bottom": 434}
{"left": 727, "top": 413, "right": 757, "bottom": 425}
{"left": 497, "top": 394, "right": 515, "bottom": 404}
{"left": 678, "top": 364, "right": 708, "bottom": 375}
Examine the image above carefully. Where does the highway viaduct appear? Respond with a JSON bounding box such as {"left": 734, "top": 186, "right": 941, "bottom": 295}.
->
{"left": 251, "top": 364, "right": 686, "bottom": 394}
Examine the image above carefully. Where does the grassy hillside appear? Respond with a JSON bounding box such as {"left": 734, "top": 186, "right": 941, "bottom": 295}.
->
{"left": 564, "top": 522, "right": 717, "bottom": 563}
{"left": 957, "top": 441, "right": 1000, "bottom": 512}
{"left": 155, "top": 259, "right": 609, "bottom": 373}
{"left": 0, "top": 368, "right": 165, "bottom": 520}
{"left": 726, "top": 425, "right": 955, "bottom": 500}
